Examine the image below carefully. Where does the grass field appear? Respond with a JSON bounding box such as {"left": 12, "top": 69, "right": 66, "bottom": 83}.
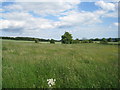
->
{"left": 2, "top": 40, "right": 119, "bottom": 88}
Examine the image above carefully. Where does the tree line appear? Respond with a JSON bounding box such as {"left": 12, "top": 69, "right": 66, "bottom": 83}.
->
{"left": 1, "top": 37, "right": 59, "bottom": 42}
{"left": 60, "top": 32, "right": 119, "bottom": 44}
{"left": 1, "top": 32, "right": 120, "bottom": 44}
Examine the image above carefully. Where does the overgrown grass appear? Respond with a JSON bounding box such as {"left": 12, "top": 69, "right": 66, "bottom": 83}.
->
{"left": 2, "top": 40, "right": 118, "bottom": 88}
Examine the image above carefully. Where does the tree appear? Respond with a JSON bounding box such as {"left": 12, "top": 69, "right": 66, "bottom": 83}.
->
{"left": 102, "top": 38, "right": 106, "bottom": 41}
{"left": 89, "top": 39, "right": 93, "bottom": 43}
{"left": 108, "top": 38, "right": 112, "bottom": 42}
{"left": 73, "top": 38, "right": 80, "bottom": 44}
{"left": 50, "top": 39, "right": 55, "bottom": 44}
{"left": 100, "top": 38, "right": 108, "bottom": 44}
{"left": 94, "top": 38, "right": 99, "bottom": 41}
{"left": 81, "top": 40, "right": 89, "bottom": 43}
{"left": 35, "top": 38, "right": 39, "bottom": 43}
{"left": 114, "top": 38, "right": 119, "bottom": 42}
{"left": 61, "top": 32, "right": 73, "bottom": 44}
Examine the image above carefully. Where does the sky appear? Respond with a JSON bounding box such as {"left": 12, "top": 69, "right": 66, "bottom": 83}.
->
{"left": 0, "top": 0, "right": 118, "bottom": 40}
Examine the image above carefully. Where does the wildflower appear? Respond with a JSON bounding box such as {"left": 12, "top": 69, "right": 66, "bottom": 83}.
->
{"left": 47, "top": 78, "right": 56, "bottom": 87}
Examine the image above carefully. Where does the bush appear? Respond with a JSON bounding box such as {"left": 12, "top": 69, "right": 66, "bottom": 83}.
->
{"left": 89, "top": 40, "right": 93, "bottom": 43}
{"left": 81, "top": 40, "right": 89, "bottom": 43}
{"left": 72, "top": 39, "right": 80, "bottom": 44}
{"left": 100, "top": 38, "right": 108, "bottom": 44}
{"left": 100, "top": 41, "right": 108, "bottom": 44}
{"left": 35, "top": 39, "right": 39, "bottom": 43}
{"left": 50, "top": 39, "right": 55, "bottom": 44}
{"left": 107, "top": 38, "right": 112, "bottom": 42}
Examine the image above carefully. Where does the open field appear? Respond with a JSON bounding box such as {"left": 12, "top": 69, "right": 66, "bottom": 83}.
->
{"left": 2, "top": 40, "right": 119, "bottom": 88}
{"left": 2, "top": 39, "right": 61, "bottom": 44}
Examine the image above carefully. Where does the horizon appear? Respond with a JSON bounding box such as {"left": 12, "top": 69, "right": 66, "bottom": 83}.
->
{"left": 1, "top": 35, "right": 119, "bottom": 41}
{"left": 0, "top": 0, "right": 118, "bottom": 39}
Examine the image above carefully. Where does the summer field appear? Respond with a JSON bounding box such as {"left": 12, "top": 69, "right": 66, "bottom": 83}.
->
{"left": 2, "top": 40, "right": 119, "bottom": 88}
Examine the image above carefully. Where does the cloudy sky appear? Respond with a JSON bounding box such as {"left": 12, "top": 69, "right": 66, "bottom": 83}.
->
{"left": 0, "top": 0, "right": 118, "bottom": 39}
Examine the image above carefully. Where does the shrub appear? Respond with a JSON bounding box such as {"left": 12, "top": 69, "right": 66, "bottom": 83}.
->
{"left": 100, "top": 38, "right": 108, "bottom": 44}
{"left": 100, "top": 40, "right": 108, "bottom": 44}
{"left": 107, "top": 38, "right": 112, "bottom": 42}
{"left": 89, "top": 40, "right": 93, "bottom": 43}
{"left": 72, "top": 39, "right": 80, "bottom": 44}
{"left": 50, "top": 39, "right": 55, "bottom": 44}
{"left": 81, "top": 40, "right": 89, "bottom": 43}
{"left": 35, "top": 39, "right": 39, "bottom": 43}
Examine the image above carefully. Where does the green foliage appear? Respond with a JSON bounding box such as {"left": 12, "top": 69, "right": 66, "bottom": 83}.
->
{"left": 72, "top": 38, "right": 80, "bottom": 44}
{"left": 2, "top": 40, "right": 118, "bottom": 88}
{"left": 61, "top": 32, "right": 73, "bottom": 44}
{"left": 100, "top": 38, "right": 108, "bottom": 44}
{"left": 100, "top": 41, "right": 108, "bottom": 44}
{"left": 2, "top": 47, "right": 8, "bottom": 51}
{"left": 50, "top": 39, "right": 55, "bottom": 44}
{"left": 101, "top": 38, "right": 106, "bottom": 41}
{"left": 94, "top": 38, "right": 100, "bottom": 41}
{"left": 2, "top": 37, "right": 52, "bottom": 42}
{"left": 89, "top": 39, "right": 94, "bottom": 43}
{"left": 81, "top": 40, "right": 89, "bottom": 43}
{"left": 114, "top": 38, "right": 119, "bottom": 42}
{"left": 108, "top": 38, "right": 112, "bottom": 42}
{"left": 35, "top": 39, "right": 39, "bottom": 43}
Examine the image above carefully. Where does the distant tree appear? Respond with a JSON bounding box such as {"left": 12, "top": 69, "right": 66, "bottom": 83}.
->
{"left": 94, "top": 38, "right": 99, "bottom": 41}
{"left": 82, "top": 40, "right": 89, "bottom": 43}
{"left": 81, "top": 37, "right": 89, "bottom": 43}
{"left": 76, "top": 38, "right": 79, "bottom": 41}
{"left": 73, "top": 38, "right": 80, "bottom": 44}
{"left": 100, "top": 38, "right": 108, "bottom": 44}
{"left": 102, "top": 38, "right": 106, "bottom": 41}
{"left": 50, "top": 39, "right": 55, "bottom": 44}
{"left": 61, "top": 32, "right": 73, "bottom": 44}
{"left": 48, "top": 39, "right": 50, "bottom": 42}
{"left": 114, "top": 38, "right": 119, "bottom": 42}
{"left": 108, "top": 38, "right": 112, "bottom": 42}
{"left": 89, "top": 39, "right": 93, "bottom": 43}
{"left": 35, "top": 38, "right": 39, "bottom": 43}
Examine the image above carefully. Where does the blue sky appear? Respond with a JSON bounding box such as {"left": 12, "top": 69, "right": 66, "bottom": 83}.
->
{"left": 0, "top": 0, "right": 118, "bottom": 39}
{"left": 78, "top": 2, "right": 100, "bottom": 12}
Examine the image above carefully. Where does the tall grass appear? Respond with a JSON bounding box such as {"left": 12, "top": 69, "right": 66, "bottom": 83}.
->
{"left": 2, "top": 40, "right": 118, "bottom": 88}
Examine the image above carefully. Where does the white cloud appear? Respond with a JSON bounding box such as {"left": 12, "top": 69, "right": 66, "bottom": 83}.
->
{"left": 3, "top": 0, "right": 80, "bottom": 16}
{"left": 104, "top": 12, "right": 117, "bottom": 18}
{"left": 94, "top": 1, "right": 117, "bottom": 18}
{"left": 1, "top": 0, "right": 119, "bottom": 2}
{"left": 0, "top": 8, "right": 4, "bottom": 12}
{"left": 1, "top": 1, "right": 118, "bottom": 39}
{"left": 2, "top": 12, "right": 33, "bottom": 20}
{"left": 113, "top": 22, "right": 119, "bottom": 26}
{"left": 95, "top": 1, "right": 116, "bottom": 11}
{"left": 1, "top": 11, "right": 60, "bottom": 30}
{"left": 0, "top": 20, "right": 25, "bottom": 29}
{"left": 1, "top": 1, "right": 117, "bottom": 32}
{"left": 59, "top": 11, "right": 102, "bottom": 26}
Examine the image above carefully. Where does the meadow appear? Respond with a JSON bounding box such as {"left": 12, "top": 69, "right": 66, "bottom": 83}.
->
{"left": 2, "top": 40, "right": 119, "bottom": 88}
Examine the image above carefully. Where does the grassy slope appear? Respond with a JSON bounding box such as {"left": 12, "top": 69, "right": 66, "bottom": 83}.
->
{"left": 2, "top": 40, "right": 118, "bottom": 88}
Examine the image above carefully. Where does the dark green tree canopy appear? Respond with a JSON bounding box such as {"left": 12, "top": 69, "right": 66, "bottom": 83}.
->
{"left": 108, "top": 38, "right": 112, "bottom": 42}
{"left": 50, "top": 39, "right": 55, "bottom": 44}
{"left": 101, "top": 38, "right": 107, "bottom": 41}
{"left": 61, "top": 32, "right": 73, "bottom": 44}
{"left": 94, "top": 38, "right": 99, "bottom": 41}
